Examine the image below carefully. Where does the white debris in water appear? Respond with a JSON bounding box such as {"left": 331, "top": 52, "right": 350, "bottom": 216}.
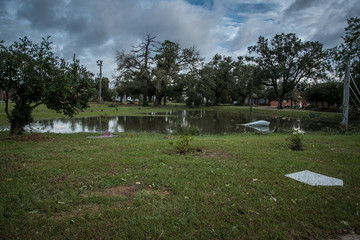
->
{"left": 242, "top": 120, "right": 270, "bottom": 127}
{"left": 285, "top": 170, "right": 343, "bottom": 186}
{"left": 241, "top": 120, "right": 270, "bottom": 132}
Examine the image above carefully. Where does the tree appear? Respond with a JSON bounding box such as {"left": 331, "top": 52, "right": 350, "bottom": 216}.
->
{"left": 302, "top": 82, "right": 342, "bottom": 108}
{"left": 0, "top": 37, "right": 95, "bottom": 135}
{"left": 248, "top": 33, "right": 329, "bottom": 109}
{"left": 197, "top": 54, "right": 236, "bottom": 105}
{"left": 339, "top": 17, "right": 360, "bottom": 102}
{"left": 153, "top": 40, "right": 202, "bottom": 106}
{"left": 232, "top": 57, "right": 264, "bottom": 105}
{"left": 115, "top": 34, "right": 158, "bottom": 106}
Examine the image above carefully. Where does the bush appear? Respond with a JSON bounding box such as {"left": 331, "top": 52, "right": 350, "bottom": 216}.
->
{"left": 287, "top": 128, "right": 304, "bottom": 151}
{"left": 176, "top": 135, "right": 194, "bottom": 154}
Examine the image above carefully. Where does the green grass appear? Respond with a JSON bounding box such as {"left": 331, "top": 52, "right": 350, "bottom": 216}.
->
{"left": 0, "top": 131, "right": 359, "bottom": 239}
{"left": 0, "top": 102, "right": 189, "bottom": 125}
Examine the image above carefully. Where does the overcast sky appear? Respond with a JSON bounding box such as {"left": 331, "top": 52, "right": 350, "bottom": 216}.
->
{"left": 1, "top": 0, "right": 359, "bottom": 80}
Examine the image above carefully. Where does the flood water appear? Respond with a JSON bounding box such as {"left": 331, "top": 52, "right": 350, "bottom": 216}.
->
{"left": 0, "top": 110, "right": 341, "bottom": 134}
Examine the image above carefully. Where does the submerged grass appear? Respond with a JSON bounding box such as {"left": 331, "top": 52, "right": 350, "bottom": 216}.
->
{"left": 0, "top": 131, "right": 359, "bottom": 239}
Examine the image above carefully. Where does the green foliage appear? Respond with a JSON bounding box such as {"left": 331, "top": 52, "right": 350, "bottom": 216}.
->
{"left": 302, "top": 82, "right": 343, "bottom": 109}
{"left": 287, "top": 128, "right": 304, "bottom": 151}
{"left": 116, "top": 38, "right": 202, "bottom": 106}
{"left": 186, "top": 89, "right": 203, "bottom": 107}
{"left": 248, "top": 33, "right": 329, "bottom": 109}
{"left": 176, "top": 134, "right": 194, "bottom": 154}
{"left": 0, "top": 36, "right": 95, "bottom": 135}
{"left": 197, "top": 54, "right": 236, "bottom": 105}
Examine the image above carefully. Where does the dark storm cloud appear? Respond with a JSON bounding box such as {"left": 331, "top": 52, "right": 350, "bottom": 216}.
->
{"left": 283, "top": 0, "right": 360, "bottom": 47}
{"left": 14, "top": 0, "right": 109, "bottom": 49}
{"left": 0, "top": 0, "right": 358, "bottom": 78}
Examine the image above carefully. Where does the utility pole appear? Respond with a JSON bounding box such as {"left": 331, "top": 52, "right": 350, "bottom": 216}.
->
{"left": 97, "top": 60, "right": 103, "bottom": 104}
{"left": 250, "top": 71, "right": 254, "bottom": 113}
{"left": 341, "top": 58, "right": 350, "bottom": 130}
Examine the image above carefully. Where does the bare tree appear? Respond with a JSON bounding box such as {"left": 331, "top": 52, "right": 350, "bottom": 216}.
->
{"left": 115, "top": 34, "right": 158, "bottom": 105}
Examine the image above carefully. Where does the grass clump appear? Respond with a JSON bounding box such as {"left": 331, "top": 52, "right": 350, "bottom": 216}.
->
{"left": 175, "top": 134, "right": 194, "bottom": 154}
{"left": 287, "top": 128, "right": 304, "bottom": 151}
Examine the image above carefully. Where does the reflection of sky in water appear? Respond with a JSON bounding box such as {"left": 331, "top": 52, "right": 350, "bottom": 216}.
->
{"left": 17, "top": 117, "right": 125, "bottom": 134}
{"left": 0, "top": 111, "right": 340, "bottom": 134}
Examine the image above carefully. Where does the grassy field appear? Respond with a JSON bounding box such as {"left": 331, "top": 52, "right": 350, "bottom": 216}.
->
{"left": 1, "top": 102, "right": 357, "bottom": 239}
{"left": 0, "top": 102, "right": 189, "bottom": 125}
{"left": 0, "top": 131, "right": 359, "bottom": 239}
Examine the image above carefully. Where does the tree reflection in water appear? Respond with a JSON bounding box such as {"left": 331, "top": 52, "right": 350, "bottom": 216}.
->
{"left": 0, "top": 110, "right": 340, "bottom": 134}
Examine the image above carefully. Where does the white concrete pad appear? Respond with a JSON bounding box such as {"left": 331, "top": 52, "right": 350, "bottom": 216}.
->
{"left": 285, "top": 170, "right": 343, "bottom": 186}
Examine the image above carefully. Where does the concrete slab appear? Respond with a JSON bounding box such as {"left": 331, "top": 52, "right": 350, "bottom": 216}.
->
{"left": 285, "top": 170, "right": 343, "bottom": 186}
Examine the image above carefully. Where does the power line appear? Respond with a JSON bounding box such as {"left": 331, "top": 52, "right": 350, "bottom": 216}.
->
{"left": 350, "top": 86, "right": 360, "bottom": 104}
{"left": 350, "top": 75, "right": 360, "bottom": 97}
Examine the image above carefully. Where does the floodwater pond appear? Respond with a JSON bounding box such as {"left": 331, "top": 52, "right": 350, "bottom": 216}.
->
{"left": 0, "top": 110, "right": 341, "bottom": 134}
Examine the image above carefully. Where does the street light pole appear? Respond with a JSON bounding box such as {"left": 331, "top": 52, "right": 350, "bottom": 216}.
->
{"left": 97, "top": 60, "right": 103, "bottom": 104}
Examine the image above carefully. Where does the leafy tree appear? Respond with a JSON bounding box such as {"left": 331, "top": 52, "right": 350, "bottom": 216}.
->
{"left": 197, "top": 54, "right": 236, "bottom": 105}
{"left": 342, "top": 17, "right": 360, "bottom": 59}
{"left": 232, "top": 57, "right": 264, "bottom": 105}
{"left": 153, "top": 40, "right": 202, "bottom": 106}
{"left": 185, "top": 88, "right": 202, "bottom": 107}
{"left": 302, "top": 82, "right": 343, "bottom": 108}
{"left": 0, "top": 37, "right": 95, "bottom": 135}
{"left": 115, "top": 34, "right": 158, "bottom": 106}
{"left": 339, "top": 17, "right": 360, "bottom": 105}
{"left": 248, "top": 33, "right": 329, "bottom": 109}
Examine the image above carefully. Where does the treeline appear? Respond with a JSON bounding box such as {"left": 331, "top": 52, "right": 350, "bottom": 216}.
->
{"left": 114, "top": 17, "right": 360, "bottom": 110}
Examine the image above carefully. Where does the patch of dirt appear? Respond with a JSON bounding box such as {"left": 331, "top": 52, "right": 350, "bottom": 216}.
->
{"left": 143, "top": 189, "right": 172, "bottom": 197}
{"left": 101, "top": 185, "right": 138, "bottom": 198}
{"left": 9, "top": 133, "right": 54, "bottom": 142}
{"left": 329, "top": 234, "right": 360, "bottom": 240}
{"left": 201, "top": 150, "right": 232, "bottom": 158}
{"left": 330, "top": 148, "right": 348, "bottom": 152}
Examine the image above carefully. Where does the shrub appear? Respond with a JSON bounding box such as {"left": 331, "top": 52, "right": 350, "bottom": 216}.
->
{"left": 287, "top": 128, "right": 304, "bottom": 151}
{"left": 176, "top": 135, "right": 194, "bottom": 154}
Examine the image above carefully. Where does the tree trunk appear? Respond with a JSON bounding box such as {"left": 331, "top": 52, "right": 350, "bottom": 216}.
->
{"left": 163, "top": 96, "right": 167, "bottom": 106}
{"left": 277, "top": 97, "right": 283, "bottom": 109}
{"left": 9, "top": 120, "right": 25, "bottom": 136}
{"left": 155, "top": 95, "right": 163, "bottom": 106}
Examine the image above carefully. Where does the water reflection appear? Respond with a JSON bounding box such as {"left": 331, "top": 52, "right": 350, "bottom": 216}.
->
{"left": 0, "top": 110, "right": 340, "bottom": 134}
